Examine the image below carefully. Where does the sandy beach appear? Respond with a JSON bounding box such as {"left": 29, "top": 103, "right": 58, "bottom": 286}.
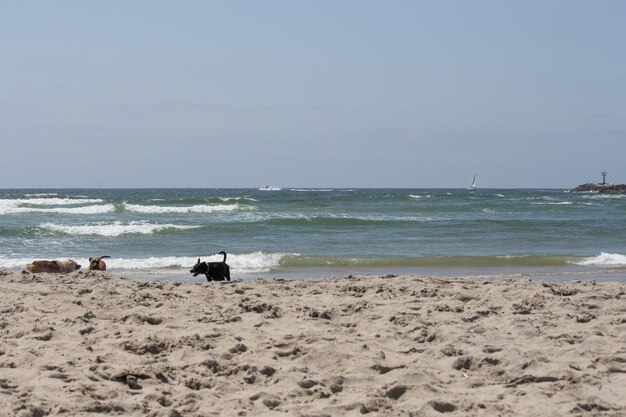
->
{"left": 1, "top": 270, "right": 625, "bottom": 417}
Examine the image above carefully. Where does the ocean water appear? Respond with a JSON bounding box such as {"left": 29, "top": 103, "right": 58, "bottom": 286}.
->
{"left": 1, "top": 188, "right": 625, "bottom": 281}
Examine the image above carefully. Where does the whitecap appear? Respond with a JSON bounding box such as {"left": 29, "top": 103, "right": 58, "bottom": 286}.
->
{"left": 0, "top": 197, "right": 104, "bottom": 206}
{"left": 0, "top": 202, "right": 115, "bottom": 215}
{"left": 572, "top": 252, "right": 626, "bottom": 266}
{"left": 24, "top": 193, "right": 63, "bottom": 197}
{"left": 582, "top": 194, "right": 626, "bottom": 200}
{"left": 122, "top": 202, "right": 250, "bottom": 214}
{"left": 40, "top": 221, "right": 201, "bottom": 237}
{"left": 530, "top": 202, "right": 573, "bottom": 206}
{"left": 290, "top": 189, "right": 334, "bottom": 192}
{"left": 218, "top": 197, "right": 258, "bottom": 202}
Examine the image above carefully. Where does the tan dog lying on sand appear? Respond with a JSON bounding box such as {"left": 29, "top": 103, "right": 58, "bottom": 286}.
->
{"left": 25, "top": 259, "right": 81, "bottom": 273}
{"left": 88, "top": 256, "right": 111, "bottom": 271}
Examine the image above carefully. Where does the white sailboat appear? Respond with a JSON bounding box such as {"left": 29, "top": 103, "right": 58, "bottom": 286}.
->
{"left": 467, "top": 174, "right": 477, "bottom": 191}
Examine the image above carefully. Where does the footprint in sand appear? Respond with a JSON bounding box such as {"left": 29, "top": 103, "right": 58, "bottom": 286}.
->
{"left": 259, "top": 366, "right": 276, "bottom": 377}
{"left": 229, "top": 343, "right": 248, "bottom": 354}
{"left": 297, "top": 379, "right": 318, "bottom": 389}
{"left": 429, "top": 400, "right": 457, "bottom": 413}
{"left": 385, "top": 384, "right": 409, "bottom": 400}
{"left": 452, "top": 356, "right": 474, "bottom": 370}
{"left": 250, "top": 392, "right": 281, "bottom": 410}
{"left": 441, "top": 345, "right": 464, "bottom": 357}
{"left": 123, "top": 313, "right": 163, "bottom": 325}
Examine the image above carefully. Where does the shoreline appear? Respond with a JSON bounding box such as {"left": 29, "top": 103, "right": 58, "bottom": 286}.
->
{"left": 3, "top": 257, "right": 626, "bottom": 284}
{"left": 59, "top": 265, "right": 626, "bottom": 283}
{"left": 1, "top": 270, "right": 625, "bottom": 416}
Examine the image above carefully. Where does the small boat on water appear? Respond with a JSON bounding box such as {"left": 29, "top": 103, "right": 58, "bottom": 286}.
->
{"left": 467, "top": 175, "right": 477, "bottom": 191}
{"left": 259, "top": 185, "right": 281, "bottom": 191}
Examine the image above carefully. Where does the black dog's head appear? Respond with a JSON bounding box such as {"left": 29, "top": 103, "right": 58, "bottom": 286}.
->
{"left": 190, "top": 258, "right": 207, "bottom": 277}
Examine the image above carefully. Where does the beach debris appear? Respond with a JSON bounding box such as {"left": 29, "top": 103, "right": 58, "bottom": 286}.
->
{"left": 505, "top": 375, "right": 560, "bottom": 387}
{"left": 371, "top": 363, "right": 406, "bottom": 374}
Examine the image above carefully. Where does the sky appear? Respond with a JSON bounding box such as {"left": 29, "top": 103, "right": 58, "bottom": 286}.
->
{"left": 1, "top": 1, "right": 625, "bottom": 188}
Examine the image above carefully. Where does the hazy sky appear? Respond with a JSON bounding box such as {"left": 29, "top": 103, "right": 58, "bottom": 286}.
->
{"left": 1, "top": 1, "right": 625, "bottom": 188}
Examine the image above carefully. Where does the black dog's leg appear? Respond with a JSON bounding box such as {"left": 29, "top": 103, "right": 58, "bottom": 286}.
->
{"left": 205, "top": 273, "right": 213, "bottom": 282}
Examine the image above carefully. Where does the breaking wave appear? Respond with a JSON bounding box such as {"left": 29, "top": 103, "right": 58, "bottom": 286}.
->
{"left": 0, "top": 252, "right": 293, "bottom": 275}
{"left": 0, "top": 201, "right": 115, "bottom": 215}
{"left": 122, "top": 203, "right": 250, "bottom": 214}
{"left": 572, "top": 252, "right": 626, "bottom": 267}
{"left": 40, "top": 221, "right": 202, "bottom": 237}
{"left": 0, "top": 251, "right": 292, "bottom": 275}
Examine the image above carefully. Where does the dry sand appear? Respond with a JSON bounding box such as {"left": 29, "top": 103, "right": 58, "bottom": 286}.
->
{"left": 0, "top": 270, "right": 625, "bottom": 417}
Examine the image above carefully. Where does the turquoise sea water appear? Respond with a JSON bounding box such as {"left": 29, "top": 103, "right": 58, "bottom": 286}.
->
{"left": 1, "top": 188, "right": 625, "bottom": 281}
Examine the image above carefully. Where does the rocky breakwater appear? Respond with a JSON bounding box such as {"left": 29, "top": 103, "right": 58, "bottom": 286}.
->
{"left": 570, "top": 183, "right": 626, "bottom": 193}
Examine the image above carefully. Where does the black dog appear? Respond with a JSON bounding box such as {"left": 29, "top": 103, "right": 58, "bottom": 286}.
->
{"left": 190, "top": 251, "right": 231, "bottom": 281}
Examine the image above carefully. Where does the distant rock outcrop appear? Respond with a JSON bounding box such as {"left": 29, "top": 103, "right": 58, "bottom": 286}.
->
{"left": 570, "top": 183, "right": 626, "bottom": 193}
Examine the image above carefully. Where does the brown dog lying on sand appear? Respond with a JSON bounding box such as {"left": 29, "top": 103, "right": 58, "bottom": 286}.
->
{"left": 25, "top": 259, "right": 81, "bottom": 273}
{"left": 88, "top": 256, "right": 111, "bottom": 271}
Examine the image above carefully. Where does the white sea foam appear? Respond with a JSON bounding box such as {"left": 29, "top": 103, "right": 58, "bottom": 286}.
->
{"left": 122, "top": 202, "right": 249, "bottom": 214}
{"left": 572, "top": 252, "right": 626, "bottom": 266}
{"left": 40, "top": 221, "right": 201, "bottom": 237}
{"left": 0, "top": 257, "right": 38, "bottom": 269}
{"left": 290, "top": 189, "right": 334, "bottom": 192}
{"left": 109, "top": 256, "right": 199, "bottom": 270}
{"left": 223, "top": 251, "right": 289, "bottom": 274}
{"left": 582, "top": 194, "right": 626, "bottom": 200}
{"left": 24, "top": 193, "right": 62, "bottom": 197}
{"left": 530, "top": 202, "right": 573, "bottom": 206}
{"left": 351, "top": 214, "right": 434, "bottom": 222}
{"left": 409, "top": 194, "right": 431, "bottom": 199}
{"left": 2, "top": 197, "right": 104, "bottom": 205}
{"left": 105, "top": 251, "right": 290, "bottom": 274}
{"left": 0, "top": 201, "right": 115, "bottom": 215}
{"left": 234, "top": 211, "right": 437, "bottom": 223}
{"left": 0, "top": 252, "right": 292, "bottom": 275}
{"left": 218, "top": 197, "right": 258, "bottom": 202}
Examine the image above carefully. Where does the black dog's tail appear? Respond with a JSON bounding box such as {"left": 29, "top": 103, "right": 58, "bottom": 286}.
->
{"left": 218, "top": 251, "right": 227, "bottom": 262}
